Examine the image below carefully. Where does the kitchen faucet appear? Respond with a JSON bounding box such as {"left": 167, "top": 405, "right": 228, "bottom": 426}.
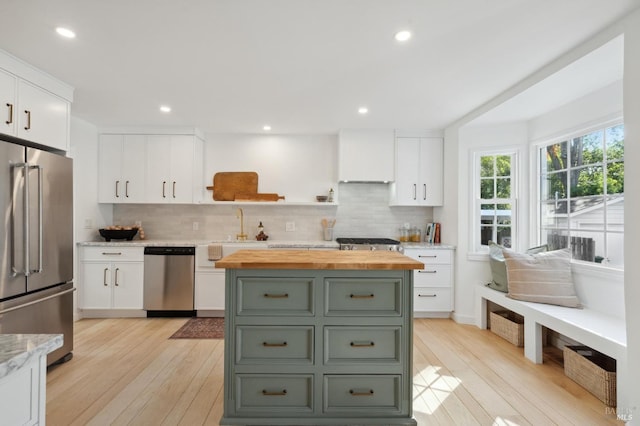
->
{"left": 236, "top": 208, "right": 247, "bottom": 241}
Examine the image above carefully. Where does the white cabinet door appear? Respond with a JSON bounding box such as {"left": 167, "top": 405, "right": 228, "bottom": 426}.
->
{"left": 419, "top": 138, "right": 443, "bottom": 206}
{"left": 195, "top": 270, "right": 225, "bottom": 311}
{"left": 17, "top": 80, "right": 69, "bottom": 151}
{"left": 121, "top": 135, "right": 146, "bottom": 202}
{"left": 0, "top": 69, "right": 17, "bottom": 136}
{"left": 146, "top": 135, "right": 195, "bottom": 203}
{"left": 81, "top": 262, "right": 113, "bottom": 309}
{"left": 112, "top": 262, "right": 144, "bottom": 309}
{"left": 391, "top": 137, "right": 443, "bottom": 206}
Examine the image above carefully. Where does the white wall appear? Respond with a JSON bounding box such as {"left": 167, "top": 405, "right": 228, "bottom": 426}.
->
{"left": 204, "top": 133, "right": 337, "bottom": 203}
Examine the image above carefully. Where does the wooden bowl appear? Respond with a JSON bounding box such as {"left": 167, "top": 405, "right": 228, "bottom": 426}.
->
{"left": 316, "top": 195, "right": 328, "bottom": 202}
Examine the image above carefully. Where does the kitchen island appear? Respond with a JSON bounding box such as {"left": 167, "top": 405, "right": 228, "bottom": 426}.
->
{"left": 216, "top": 249, "right": 423, "bottom": 426}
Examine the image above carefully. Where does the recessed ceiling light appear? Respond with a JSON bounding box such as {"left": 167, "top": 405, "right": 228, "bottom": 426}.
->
{"left": 263, "top": 125, "right": 271, "bottom": 131}
{"left": 159, "top": 105, "right": 171, "bottom": 113}
{"left": 358, "top": 107, "right": 369, "bottom": 115}
{"left": 394, "top": 30, "right": 412, "bottom": 42}
{"left": 55, "top": 27, "right": 76, "bottom": 39}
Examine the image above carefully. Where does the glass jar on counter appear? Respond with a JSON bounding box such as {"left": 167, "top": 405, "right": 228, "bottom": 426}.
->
{"left": 410, "top": 227, "right": 421, "bottom": 242}
{"left": 398, "top": 228, "right": 410, "bottom": 242}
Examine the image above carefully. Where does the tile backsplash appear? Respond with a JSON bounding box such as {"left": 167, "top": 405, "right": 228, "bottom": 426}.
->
{"left": 111, "top": 183, "right": 432, "bottom": 241}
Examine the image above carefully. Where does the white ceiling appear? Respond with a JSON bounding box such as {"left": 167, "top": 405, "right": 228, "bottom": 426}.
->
{"left": 1, "top": 0, "right": 638, "bottom": 134}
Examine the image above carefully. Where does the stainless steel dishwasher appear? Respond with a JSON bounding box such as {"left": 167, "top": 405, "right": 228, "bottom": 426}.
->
{"left": 144, "top": 246, "right": 195, "bottom": 316}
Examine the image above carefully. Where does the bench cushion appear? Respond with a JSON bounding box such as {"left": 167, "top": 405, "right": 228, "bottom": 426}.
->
{"left": 504, "top": 249, "right": 582, "bottom": 308}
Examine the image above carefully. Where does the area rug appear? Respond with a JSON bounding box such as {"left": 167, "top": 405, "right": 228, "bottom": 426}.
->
{"left": 170, "top": 317, "right": 224, "bottom": 339}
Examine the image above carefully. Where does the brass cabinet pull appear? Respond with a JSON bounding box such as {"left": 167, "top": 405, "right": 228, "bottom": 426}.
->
{"left": 162, "top": 181, "right": 167, "bottom": 198}
{"left": 264, "top": 293, "right": 288, "bottom": 298}
{"left": 350, "top": 293, "right": 374, "bottom": 299}
{"left": 418, "top": 255, "right": 437, "bottom": 258}
{"left": 115, "top": 180, "right": 120, "bottom": 198}
{"left": 5, "top": 103, "right": 13, "bottom": 124}
{"left": 263, "top": 341, "right": 287, "bottom": 347}
{"left": 125, "top": 181, "right": 130, "bottom": 198}
{"left": 24, "top": 109, "right": 31, "bottom": 130}
{"left": 418, "top": 294, "right": 437, "bottom": 298}
{"left": 349, "top": 389, "right": 374, "bottom": 396}
{"left": 114, "top": 268, "right": 120, "bottom": 286}
{"left": 103, "top": 268, "right": 109, "bottom": 286}
{"left": 350, "top": 341, "right": 375, "bottom": 347}
{"left": 172, "top": 181, "right": 176, "bottom": 198}
{"left": 418, "top": 270, "right": 437, "bottom": 274}
{"left": 262, "top": 389, "right": 287, "bottom": 396}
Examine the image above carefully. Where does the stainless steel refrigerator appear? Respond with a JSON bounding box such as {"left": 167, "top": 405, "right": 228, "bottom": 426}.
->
{"left": 0, "top": 136, "right": 74, "bottom": 366}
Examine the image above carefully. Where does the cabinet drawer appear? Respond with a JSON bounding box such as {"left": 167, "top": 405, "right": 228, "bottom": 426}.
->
{"left": 405, "top": 249, "right": 451, "bottom": 265}
{"left": 414, "top": 287, "right": 452, "bottom": 311}
{"left": 235, "top": 374, "right": 313, "bottom": 413}
{"left": 81, "top": 246, "right": 144, "bottom": 261}
{"left": 324, "top": 375, "right": 401, "bottom": 413}
{"left": 414, "top": 265, "right": 451, "bottom": 287}
{"left": 236, "top": 326, "right": 313, "bottom": 364}
{"left": 325, "top": 278, "right": 401, "bottom": 316}
{"left": 236, "top": 277, "right": 314, "bottom": 316}
{"left": 324, "top": 326, "right": 400, "bottom": 364}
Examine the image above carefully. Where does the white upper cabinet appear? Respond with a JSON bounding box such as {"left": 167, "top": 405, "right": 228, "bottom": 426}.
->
{"left": 390, "top": 137, "right": 443, "bottom": 206}
{"left": 1, "top": 50, "right": 73, "bottom": 152}
{"left": 145, "top": 134, "right": 203, "bottom": 203}
{"left": 98, "top": 134, "right": 146, "bottom": 203}
{"left": 338, "top": 129, "right": 395, "bottom": 182}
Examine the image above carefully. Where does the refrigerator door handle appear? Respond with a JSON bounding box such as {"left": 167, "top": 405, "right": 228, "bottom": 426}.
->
{"left": 10, "top": 162, "right": 30, "bottom": 277}
{"left": 31, "top": 164, "right": 44, "bottom": 274}
{"left": 0, "top": 287, "right": 76, "bottom": 315}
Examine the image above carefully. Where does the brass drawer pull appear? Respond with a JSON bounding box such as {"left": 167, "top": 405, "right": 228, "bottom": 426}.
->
{"left": 418, "top": 270, "right": 437, "bottom": 274}
{"left": 262, "top": 389, "right": 287, "bottom": 396}
{"left": 350, "top": 341, "right": 375, "bottom": 347}
{"left": 349, "top": 389, "right": 374, "bottom": 396}
{"left": 264, "top": 293, "right": 289, "bottom": 298}
{"left": 350, "top": 293, "right": 374, "bottom": 299}
{"left": 418, "top": 294, "right": 437, "bottom": 298}
{"left": 263, "top": 341, "right": 288, "bottom": 347}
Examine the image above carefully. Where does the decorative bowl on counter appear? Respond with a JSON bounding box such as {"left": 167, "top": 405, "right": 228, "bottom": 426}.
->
{"left": 316, "top": 195, "right": 328, "bottom": 202}
{"left": 99, "top": 228, "right": 139, "bottom": 241}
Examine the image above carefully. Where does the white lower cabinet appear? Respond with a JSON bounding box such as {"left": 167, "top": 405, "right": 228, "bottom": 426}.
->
{"left": 195, "top": 270, "right": 225, "bottom": 313}
{"left": 403, "top": 248, "right": 454, "bottom": 317}
{"left": 79, "top": 246, "right": 144, "bottom": 315}
{"left": 0, "top": 357, "right": 44, "bottom": 426}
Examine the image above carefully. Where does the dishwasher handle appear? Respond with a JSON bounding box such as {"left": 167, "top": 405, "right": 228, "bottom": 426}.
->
{"left": 144, "top": 246, "right": 195, "bottom": 256}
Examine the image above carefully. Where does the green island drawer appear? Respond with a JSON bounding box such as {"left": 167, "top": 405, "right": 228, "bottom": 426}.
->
{"left": 236, "top": 277, "right": 314, "bottom": 315}
{"left": 324, "top": 375, "right": 401, "bottom": 413}
{"left": 325, "top": 278, "right": 402, "bottom": 316}
{"left": 236, "top": 326, "right": 314, "bottom": 364}
{"left": 324, "top": 326, "right": 401, "bottom": 363}
{"left": 235, "top": 374, "right": 313, "bottom": 414}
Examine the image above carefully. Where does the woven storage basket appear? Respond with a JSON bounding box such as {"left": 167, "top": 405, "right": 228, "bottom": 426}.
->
{"left": 489, "top": 310, "right": 524, "bottom": 347}
{"left": 564, "top": 345, "right": 616, "bottom": 406}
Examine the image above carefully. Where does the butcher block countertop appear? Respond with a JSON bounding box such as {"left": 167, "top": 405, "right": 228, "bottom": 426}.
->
{"left": 215, "top": 249, "right": 424, "bottom": 270}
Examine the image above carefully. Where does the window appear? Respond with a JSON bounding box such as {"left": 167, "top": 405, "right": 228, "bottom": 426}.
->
{"left": 475, "top": 152, "right": 517, "bottom": 250}
{"left": 538, "top": 123, "right": 624, "bottom": 267}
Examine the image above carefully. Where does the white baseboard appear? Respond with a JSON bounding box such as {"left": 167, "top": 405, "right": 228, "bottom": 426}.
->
{"left": 79, "top": 309, "right": 147, "bottom": 318}
{"left": 451, "top": 312, "right": 475, "bottom": 325}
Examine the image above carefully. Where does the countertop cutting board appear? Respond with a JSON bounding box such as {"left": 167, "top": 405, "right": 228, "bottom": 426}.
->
{"left": 207, "top": 172, "right": 258, "bottom": 201}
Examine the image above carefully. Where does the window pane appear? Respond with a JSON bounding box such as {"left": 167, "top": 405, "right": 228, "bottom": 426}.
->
{"left": 606, "top": 232, "right": 624, "bottom": 267}
{"left": 497, "top": 227, "right": 511, "bottom": 248}
{"left": 543, "top": 231, "right": 569, "bottom": 250}
{"left": 480, "top": 226, "right": 493, "bottom": 246}
{"left": 496, "top": 178, "right": 510, "bottom": 198}
{"left": 606, "top": 195, "right": 624, "bottom": 231}
{"left": 542, "top": 142, "right": 567, "bottom": 173}
{"left": 541, "top": 200, "right": 568, "bottom": 228}
{"left": 480, "top": 156, "right": 494, "bottom": 177}
{"left": 606, "top": 125, "right": 624, "bottom": 161}
{"left": 570, "top": 233, "right": 597, "bottom": 262}
{"left": 570, "top": 166, "right": 603, "bottom": 197}
{"left": 569, "top": 196, "right": 604, "bottom": 230}
{"left": 571, "top": 131, "right": 603, "bottom": 166}
{"left": 607, "top": 161, "right": 624, "bottom": 194}
{"left": 541, "top": 171, "right": 567, "bottom": 200}
{"left": 496, "top": 155, "right": 511, "bottom": 176}
{"left": 480, "top": 179, "right": 494, "bottom": 199}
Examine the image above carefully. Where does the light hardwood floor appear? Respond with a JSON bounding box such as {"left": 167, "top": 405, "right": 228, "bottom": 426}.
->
{"left": 45, "top": 318, "right": 621, "bottom": 426}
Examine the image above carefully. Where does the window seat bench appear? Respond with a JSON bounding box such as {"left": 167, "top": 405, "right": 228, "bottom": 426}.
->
{"left": 475, "top": 283, "right": 627, "bottom": 407}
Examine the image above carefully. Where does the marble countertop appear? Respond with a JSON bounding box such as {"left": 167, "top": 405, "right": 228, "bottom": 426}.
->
{"left": 0, "top": 334, "right": 63, "bottom": 380}
{"left": 78, "top": 239, "right": 340, "bottom": 249}
{"left": 401, "top": 242, "right": 456, "bottom": 250}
